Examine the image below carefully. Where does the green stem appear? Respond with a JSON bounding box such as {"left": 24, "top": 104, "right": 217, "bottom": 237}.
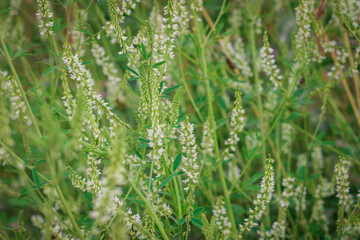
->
{"left": 128, "top": 178, "right": 170, "bottom": 240}
{"left": 249, "top": 18, "right": 266, "bottom": 162}
{"left": 1, "top": 37, "right": 42, "bottom": 137}
{"left": 229, "top": 67, "right": 302, "bottom": 193}
{"left": 1, "top": 37, "right": 84, "bottom": 240}
{"left": 194, "top": 9, "right": 237, "bottom": 234}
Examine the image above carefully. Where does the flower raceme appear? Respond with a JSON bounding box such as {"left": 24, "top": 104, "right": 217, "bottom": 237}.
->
{"left": 239, "top": 156, "right": 275, "bottom": 238}
{"left": 260, "top": 32, "right": 283, "bottom": 89}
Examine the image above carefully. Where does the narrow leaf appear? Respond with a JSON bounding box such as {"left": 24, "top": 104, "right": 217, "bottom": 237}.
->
{"left": 0, "top": 8, "right": 12, "bottom": 14}
{"left": 158, "top": 171, "right": 183, "bottom": 189}
{"left": 152, "top": 61, "right": 166, "bottom": 68}
{"left": 162, "top": 85, "right": 180, "bottom": 95}
{"left": 32, "top": 168, "right": 40, "bottom": 188}
{"left": 173, "top": 153, "right": 182, "bottom": 171}
{"left": 123, "top": 65, "right": 139, "bottom": 76}
{"left": 42, "top": 67, "right": 57, "bottom": 77}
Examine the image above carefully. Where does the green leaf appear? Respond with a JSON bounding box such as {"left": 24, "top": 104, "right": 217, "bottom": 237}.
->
{"left": 315, "top": 131, "right": 325, "bottom": 143}
{"left": 32, "top": 168, "right": 40, "bottom": 188}
{"left": 14, "top": 50, "right": 32, "bottom": 58}
{"left": 127, "top": 77, "right": 140, "bottom": 81}
{"left": 217, "top": 96, "right": 227, "bottom": 110}
{"left": 292, "top": 89, "right": 305, "bottom": 99}
{"left": 138, "top": 143, "right": 149, "bottom": 148}
{"left": 191, "top": 218, "right": 203, "bottom": 227}
{"left": 75, "top": 29, "right": 92, "bottom": 35}
{"left": 81, "top": 61, "right": 92, "bottom": 65}
{"left": 284, "top": 112, "right": 301, "bottom": 122}
{"left": 54, "top": 23, "right": 67, "bottom": 33}
{"left": 173, "top": 153, "right": 182, "bottom": 171}
{"left": 140, "top": 42, "right": 147, "bottom": 59}
{"left": 123, "top": 65, "right": 139, "bottom": 76}
{"left": 214, "top": 22, "right": 224, "bottom": 36}
{"left": 158, "top": 171, "right": 183, "bottom": 189}
{"left": 298, "top": 166, "right": 305, "bottom": 180}
{"left": 177, "top": 218, "right": 185, "bottom": 225}
{"left": 152, "top": 61, "right": 166, "bottom": 68}
{"left": 320, "top": 141, "right": 335, "bottom": 146}
{"left": 5, "top": 42, "right": 12, "bottom": 57}
{"left": 138, "top": 137, "right": 150, "bottom": 143}
{"left": 162, "top": 85, "right": 180, "bottom": 95}
{"left": 243, "top": 171, "right": 263, "bottom": 187}
{"left": 42, "top": 67, "right": 57, "bottom": 77}
{"left": 216, "top": 118, "right": 227, "bottom": 128}
{"left": 0, "top": 8, "right": 12, "bottom": 14}
{"left": 158, "top": 81, "right": 164, "bottom": 94}
{"left": 193, "top": 207, "right": 205, "bottom": 216}
{"left": 306, "top": 174, "right": 320, "bottom": 182}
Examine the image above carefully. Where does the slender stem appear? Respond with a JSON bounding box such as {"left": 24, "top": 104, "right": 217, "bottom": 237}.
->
{"left": 322, "top": 28, "right": 360, "bottom": 127}
{"left": 1, "top": 37, "right": 84, "bottom": 240}
{"left": 128, "top": 178, "right": 170, "bottom": 240}
{"left": 177, "top": 39, "right": 204, "bottom": 123}
{"left": 193, "top": 8, "right": 237, "bottom": 234}
{"left": 1, "top": 37, "right": 42, "bottom": 137}
{"left": 249, "top": 18, "right": 266, "bottom": 162}
{"left": 229, "top": 67, "right": 301, "bottom": 193}
{"left": 342, "top": 28, "right": 360, "bottom": 108}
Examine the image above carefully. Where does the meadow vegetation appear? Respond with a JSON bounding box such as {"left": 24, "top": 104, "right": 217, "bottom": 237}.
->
{"left": 0, "top": 0, "right": 360, "bottom": 239}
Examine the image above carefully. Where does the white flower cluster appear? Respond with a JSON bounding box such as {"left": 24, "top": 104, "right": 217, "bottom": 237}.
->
{"left": 124, "top": 209, "right": 149, "bottom": 239}
{"left": 295, "top": 185, "right": 307, "bottom": 213}
{"left": 32, "top": 214, "right": 75, "bottom": 240}
{"left": 60, "top": 70, "right": 76, "bottom": 120}
{"left": 116, "top": 0, "right": 140, "bottom": 24}
{"left": 222, "top": 37, "right": 253, "bottom": 78}
{"left": 36, "top": 0, "right": 54, "bottom": 36}
{"left": 335, "top": 157, "right": 350, "bottom": 206}
{"left": 279, "top": 177, "right": 296, "bottom": 208}
{"left": 31, "top": 187, "right": 78, "bottom": 240}
{"left": 261, "top": 177, "right": 295, "bottom": 240}
{"left": 2, "top": 75, "right": 31, "bottom": 126}
{"left": 327, "top": 48, "right": 348, "bottom": 80}
{"left": 89, "top": 127, "right": 127, "bottom": 232}
{"left": 311, "top": 180, "right": 333, "bottom": 233}
{"left": 281, "top": 123, "right": 293, "bottom": 155}
{"left": 297, "top": 153, "right": 307, "bottom": 168}
{"left": 228, "top": 161, "right": 241, "bottom": 182}
{"left": 294, "top": 0, "right": 313, "bottom": 62}
{"left": 86, "top": 151, "right": 102, "bottom": 196}
{"left": 245, "top": 132, "right": 257, "bottom": 153}
{"left": 191, "top": 0, "right": 203, "bottom": 13}
{"left": 180, "top": 117, "right": 199, "bottom": 192}
{"left": 147, "top": 124, "right": 166, "bottom": 177}
{"left": 263, "top": 90, "right": 277, "bottom": 123}
{"left": 62, "top": 45, "right": 122, "bottom": 142}
{"left": 311, "top": 145, "right": 324, "bottom": 172}
{"left": 66, "top": 166, "right": 87, "bottom": 192}
{"left": 108, "top": 0, "right": 136, "bottom": 55}
{"left": 260, "top": 32, "right": 283, "bottom": 89}
{"left": 150, "top": 193, "right": 172, "bottom": 216}
{"left": 223, "top": 92, "right": 245, "bottom": 161}
{"left": 91, "top": 42, "right": 123, "bottom": 102}
{"left": 62, "top": 47, "right": 102, "bottom": 140}
{"left": 174, "top": 0, "right": 190, "bottom": 35}
{"left": 153, "top": 1, "right": 180, "bottom": 66}
{"left": 340, "top": 0, "right": 360, "bottom": 29}
{"left": 90, "top": 188, "right": 123, "bottom": 226}
{"left": 201, "top": 119, "right": 215, "bottom": 159}
{"left": 213, "top": 197, "right": 232, "bottom": 239}
{"left": 239, "top": 156, "right": 275, "bottom": 238}
{"left": 354, "top": 47, "right": 360, "bottom": 73}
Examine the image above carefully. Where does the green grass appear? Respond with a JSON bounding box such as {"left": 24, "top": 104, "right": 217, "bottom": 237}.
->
{"left": 0, "top": 0, "right": 360, "bottom": 239}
